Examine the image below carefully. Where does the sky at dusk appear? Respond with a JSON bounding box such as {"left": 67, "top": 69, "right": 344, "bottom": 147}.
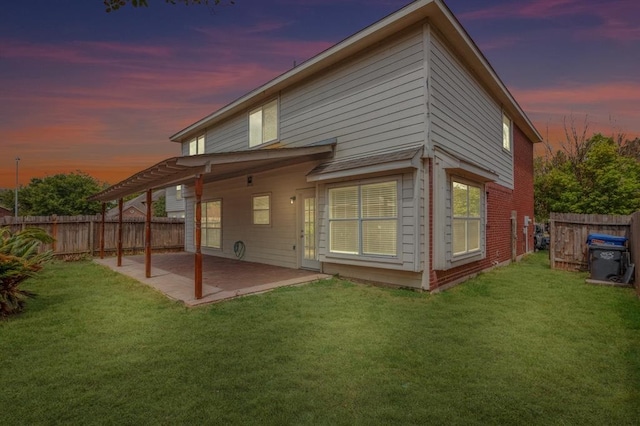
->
{"left": 1, "top": 0, "right": 639, "bottom": 189}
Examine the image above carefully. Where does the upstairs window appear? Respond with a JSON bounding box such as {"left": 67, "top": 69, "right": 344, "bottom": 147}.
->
{"left": 249, "top": 99, "right": 278, "bottom": 148}
{"left": 189, "top": 134, "right": 205, "bottom": 155}
{"left": 452, "top": 181, "right": 481, "bottom": 256}
{"left": 175, "top": 185, "right": 182, "bottom": 200}
{"left": 502, "top": 113, "right": 512, "bottom": 152}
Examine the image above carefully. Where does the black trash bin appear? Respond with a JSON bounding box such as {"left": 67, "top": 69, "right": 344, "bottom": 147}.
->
{"left": 588, "top": 244, "right": 627, "bottom": 281}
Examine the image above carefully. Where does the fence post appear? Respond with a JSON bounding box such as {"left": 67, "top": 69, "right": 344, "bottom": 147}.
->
{"left": 89, "top": 217, "right": 94, "bottom": 256}
{"left": 51, "top": 215, "right": 58, "bottom": 253}
{"left": 100, "top": 205, "right": 106, "bottom": 259}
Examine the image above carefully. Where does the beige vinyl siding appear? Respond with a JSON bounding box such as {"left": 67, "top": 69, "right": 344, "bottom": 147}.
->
{"left": 204, "top": 114, "right": 247, "bottom": 153}
{"left": 317, "top": 170, "right": 420, "bottom": 273}
{"left": 280, "top": 26, "right": 426, "bottom": 160}
{"left": 401, "top": 173, "right": 416, "bottom": 265}
{"left": 429, "top": 30, "right": 513, "bottom": 189}
{"left": 184, "top": 197, "right": 194, "bottom": 248}
{"left": 418, "top": 162, "right": 427, "bottom": 274}
{"left": 183, "top": 162, "right": 314, "bottom": 269}
{"left": 193, "top": 26, "right": 426, "bottom": 157}
{"left": 164, "top": 186, "right": 185, "bottom": 216}
{"left": 323, "top": 263, "right": 423, "bottom": 289}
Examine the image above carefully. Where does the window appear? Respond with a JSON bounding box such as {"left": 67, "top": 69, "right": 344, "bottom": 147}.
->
{"left": 452, "top": 181, "right": 481, "bottom": 256}
{"left": 252, "top": 194, "right": 270, "bottom": 225}
{"left": 189, "top": 134, "right": 205, "bottom": 155}
{"left": 502, "top": 113, "right": 512, "bottom": 152}
{"left": 249, "top": 99, "right": 278, "bottom": 147}
{"left": 175, "top": 185, "right": 182, "bottom": 200}
{"left": 201, "top": 200, "right": 222, "bottom": 249}
{"left": 328, "top": 180, "right": 397, "bottom": 257}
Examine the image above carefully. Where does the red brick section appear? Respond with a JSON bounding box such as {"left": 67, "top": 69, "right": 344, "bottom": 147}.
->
{"left": 429, "top": 124, "right": 536, "bottom": 290}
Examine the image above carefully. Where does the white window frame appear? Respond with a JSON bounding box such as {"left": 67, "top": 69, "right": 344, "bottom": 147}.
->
{"left": 327, "top": 177, "right": 400, "bottom": 260}
{"left": 249, "top": 99, "right": 279, "bottom": 148}
{"left": 175, "top": 185, "right": 182, "bottom": 201}
{"left": 252, "top": 193, "right": 271, "bottom": 226}
{"left": 188, "top": 134, "right": 205, "bottom": 156}
{"left": 502, "top": 113, "right": 512, "bottom": 152}
{"left": 451, "top": 178, "right": 484, "bottom": 261}
{"left": 197, "top": 199, "right": 222, "bottom": 250}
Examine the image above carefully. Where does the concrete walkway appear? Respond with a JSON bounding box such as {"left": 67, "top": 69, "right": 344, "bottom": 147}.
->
{"left": 94, "top": 252, "right": 330, "bottom": 306}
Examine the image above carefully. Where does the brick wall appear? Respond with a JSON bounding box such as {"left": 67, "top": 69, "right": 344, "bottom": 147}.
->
{"left": 429, "top": 124, "right": 536, "bottom": 290}
{"left": 513, "top": 124, "right": 535, "bottom": 255}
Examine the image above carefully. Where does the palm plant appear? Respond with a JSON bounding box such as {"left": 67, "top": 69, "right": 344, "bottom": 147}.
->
{"left": 0, "top": 227, "right": 54, "bottom": 318}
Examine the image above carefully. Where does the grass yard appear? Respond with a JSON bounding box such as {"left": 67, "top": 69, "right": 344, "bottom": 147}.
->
{"left": 1, "top": 253, "right": 639, "bottom": 425}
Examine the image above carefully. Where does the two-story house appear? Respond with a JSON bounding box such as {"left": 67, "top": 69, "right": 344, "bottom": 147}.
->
{"left": 91, "top": 0, "right": 541, "bottom": 294}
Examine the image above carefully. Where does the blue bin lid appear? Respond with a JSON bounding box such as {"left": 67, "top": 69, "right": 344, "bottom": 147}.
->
{"left": 586, "top": 233, "right": 627, "bottom": 245}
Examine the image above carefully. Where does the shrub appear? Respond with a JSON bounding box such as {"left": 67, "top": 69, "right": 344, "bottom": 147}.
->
{"left": 0, "top": 227, "right": 54, "bottom": 318}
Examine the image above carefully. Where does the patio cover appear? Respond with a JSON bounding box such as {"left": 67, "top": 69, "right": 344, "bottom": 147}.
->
{"left": 89, "top": 140, "right": 336, "bottom": 202}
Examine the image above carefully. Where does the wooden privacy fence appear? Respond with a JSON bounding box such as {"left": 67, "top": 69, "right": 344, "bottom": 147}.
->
{"left": 1, "top": 215, "right": 185, "bottom": 257}
{"left": 549, "top": 213, "right": 632, "bottom": 272}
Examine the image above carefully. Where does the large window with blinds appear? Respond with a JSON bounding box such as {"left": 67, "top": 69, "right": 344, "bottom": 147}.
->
{"left": 452, "top": 180, "right": 481, "bottom": 256}
{"left": 328, "top": 180, "right": 398, "bottom": 257}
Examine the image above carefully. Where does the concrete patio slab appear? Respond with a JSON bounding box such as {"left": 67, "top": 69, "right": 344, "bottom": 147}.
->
{"left": 94, "top": 252, "right": 330, "bottom": 306}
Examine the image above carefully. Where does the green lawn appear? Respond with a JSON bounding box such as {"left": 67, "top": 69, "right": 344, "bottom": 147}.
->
{"left": 2, "top": 253, "right": 639, "bottom": 425}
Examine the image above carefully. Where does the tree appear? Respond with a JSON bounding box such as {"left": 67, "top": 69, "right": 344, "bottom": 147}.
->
{"left": 618, "top": 137, "right": 640, "bottom": 161}
{"left": 104, "top": 0, "right": 233, "bottom": 13}
{"left": 17, "top": 172, "right": 109, "bottom": 216}
{"left": 0, "top": 189, "right": 14, "bottom": 213}
{"left": 153, "top": 195, "right": 167, "bottom": 217}
{"left": 534, "top": 133, "right": 640, "bottom": 220}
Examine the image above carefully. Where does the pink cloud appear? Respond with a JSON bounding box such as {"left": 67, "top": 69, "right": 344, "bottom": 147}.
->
{"left": 0, "top": 23, "right": 340, "bottom": 187}
{"left": 459, "top": 0, "right": 640, "bottom": 42}
{"left": 513, "top": 82, "right": 640, "bottom": 106}
{"left": 476, "top": 36, "right": 522, "bottom": 51}
{"left": 513, "top": 81, "right": 640, "bottom": 144}
{"left": 1, "top": 39, "right": 173, "bottom": 64}
{"left": 191, "top": 25, "right": 333, "bottom": 61}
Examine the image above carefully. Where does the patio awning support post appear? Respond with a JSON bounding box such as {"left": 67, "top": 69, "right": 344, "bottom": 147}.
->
{"left": 145, "top": 189, "right": 152, "bottom": 278}
{"left": 100, "top": 202, "right": 105, "bottom": 259}
{"left": 117, "top": 198, "right": 123, "bottom": 267}
{"left": 195, "top": 175, "right": 203, "bottom": 299}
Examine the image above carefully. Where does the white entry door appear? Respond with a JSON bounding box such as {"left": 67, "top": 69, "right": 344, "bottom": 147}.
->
{"left": 297, "top": 189, "right": 320, "bottom": 270}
